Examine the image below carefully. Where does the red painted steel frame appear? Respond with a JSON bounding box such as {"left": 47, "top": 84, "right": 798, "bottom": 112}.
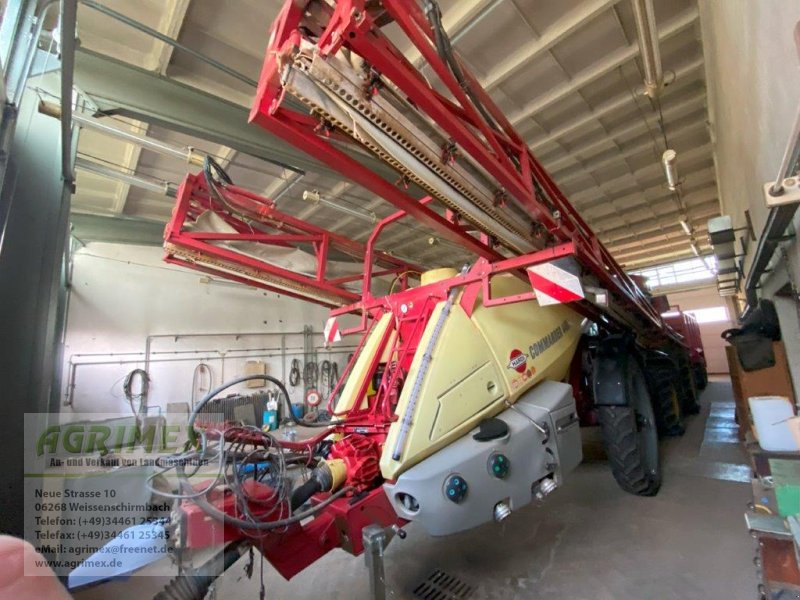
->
{"left": 167, "top": 0, "right": 698, "bottom": 582}
{"left": 164, "top": 172, "right": 421, "bottom": 306}
{"left": 181, "top": 480, "right": 402, "bottom": 580}
{"left": 249, "top": 0, "right": 675, "bottom": 342}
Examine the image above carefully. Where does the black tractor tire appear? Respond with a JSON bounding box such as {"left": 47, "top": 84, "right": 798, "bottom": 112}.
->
{"left": 674, "top": 353, "right": 701, "bottom": 415}
{"left": 647, "top": 362, "right": 685, "bottom": 437}
{"left": 682, "top": 370, "right": 701, "bottom": 415}
{"left": 598, "top": 358, "right": 661, "bottom": 496}
{"left": 694, "top": 362, "right": 709, "bottom": 391}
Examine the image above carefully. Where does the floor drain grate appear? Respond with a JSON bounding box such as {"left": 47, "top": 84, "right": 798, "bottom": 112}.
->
{"left": 413, "top": 569, "right": 474, "bottom": 600}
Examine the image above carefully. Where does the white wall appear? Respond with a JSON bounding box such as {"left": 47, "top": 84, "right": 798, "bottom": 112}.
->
{"left": 62, "top": 242, "right": 352, "bottom": 416}
{"left": 699, "top": 1, "right": 800, "bottom": 263}
{"left": 667, "top": 285, "right": 735, "bottom": 374}
{"left": 698, "top": 2, "right": 800, "bottom": 376}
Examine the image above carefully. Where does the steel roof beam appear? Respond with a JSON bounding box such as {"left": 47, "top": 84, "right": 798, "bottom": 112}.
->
{"left": 70, "top": 212, "right": 166, "bottom": 246}
{"left": 552, "top": 115, "right": 709, "bottom": 184}
{"left": 577, "top": 166, "right": 716, "bottom": 213}
{"left": 543, "top": 90, "right": 707, "bottom": 173}
{"left": 480, "top": 0, "right": 623, "bottom": 92}
{"left": 71, "top": 48, "right": 400, "bottom": 183}
{"left": 575, "top": 161, "right": 715, "bottom": 245}
{"left": 603, "top": 201, "right": 718, "bottom": 244}
{"left": 508, "top": 7, "right": 699, "bottom": 128}
{"left": 598, "top": 200, "right": 718, "bottom": 240}
{"left": 114, "top": 0, "right": 193, "bottom": 216}
{"left": 599, "top": 189, "right": 718, "bottom": 235}
{"left": 609, "top": 227, "right": 711, "bottom": 256}
{"left": 609, "top": 223, "right": 711, "bottom": 251}
{"left": 623, "top": 252, "right": 707, "bottom": 269}
{"left": 529, "top": 58, "right": 704, "bottom": 151}
{"left": 608, "top": 225, "right": 715, "bottom": 256}
{"left": 570, "top": 144, "right": 714, "bottom": 207}
{"left": 616, "top": 237, "right": 712, "bottom": 265}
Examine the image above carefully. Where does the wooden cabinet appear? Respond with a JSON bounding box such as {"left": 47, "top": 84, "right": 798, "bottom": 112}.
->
{"left": 726, "top": 341, "right": 796, "bottom": 440}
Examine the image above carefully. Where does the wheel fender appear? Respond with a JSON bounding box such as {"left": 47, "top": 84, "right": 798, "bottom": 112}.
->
{"left": 592, "top": 336, "right": 634, "bottom": 407}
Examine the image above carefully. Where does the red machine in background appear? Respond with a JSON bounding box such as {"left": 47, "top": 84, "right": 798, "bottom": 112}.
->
{"left": 663, "top": 306, "right": 708, "bottom": 390}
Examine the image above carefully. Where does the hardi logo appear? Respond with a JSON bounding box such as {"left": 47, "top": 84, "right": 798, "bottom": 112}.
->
{"left": 508, "top": 349, "right": 527, "bottom": 373}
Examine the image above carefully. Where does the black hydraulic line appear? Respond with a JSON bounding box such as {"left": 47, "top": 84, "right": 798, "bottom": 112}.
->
{"left": 153, "top": 541, "right": 248, "bottom": 600}
{"left": 179, "top": 477, "right": 351, "bottom": 531}
{"left": 202, "top": 155, "right": 250, "bottom": 222}
{"left": 289, "top": 358, "right": 301, "bottom": 387}
{"left": 188, "top": 374, "right": 339, "bottom": 441}
{"left": 422, "top": 0, "right": 561, "bottom": 221}
{"left": 290, "top": 477, "right": 323, "bottom": 511}
{"left": 122, "top": 368, "right": 150, "bottom": 417}
{"left": 303, "top": 360, "right": 319, "bottom": 388}
{"left": 422, "top": 0, "right": 501, "bottom": 135}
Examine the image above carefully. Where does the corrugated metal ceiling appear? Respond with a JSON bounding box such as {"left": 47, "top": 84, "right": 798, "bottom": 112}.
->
{"left": 71, "top": 0, "right": 718, "bottom": 270}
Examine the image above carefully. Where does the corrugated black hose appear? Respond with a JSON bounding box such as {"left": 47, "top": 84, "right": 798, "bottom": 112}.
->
{"left": 153, "top": 541, "right": 247, "bottom": 600}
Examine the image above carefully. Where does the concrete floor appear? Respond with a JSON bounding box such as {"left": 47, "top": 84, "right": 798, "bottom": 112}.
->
{"left": 78, "top": 378, "right": 758, "bottom": 599}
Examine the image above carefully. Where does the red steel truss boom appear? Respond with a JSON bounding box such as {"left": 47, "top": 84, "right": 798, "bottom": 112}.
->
{"left": 164, "top": 171, "right": 422, "bottom": 307}
{"left": 243, "top": 0, "right": 674, "bottom": 344}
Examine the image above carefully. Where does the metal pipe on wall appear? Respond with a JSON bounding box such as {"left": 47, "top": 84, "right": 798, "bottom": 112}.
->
{"left": 60, "top": 0, "right": 77, "bottom": 182}
{"left": 143, "top": 330, "right": 327, "bottom": 373}
{"left": 65, "top": 345, "right": 357, "bottom": 407}
{"left": 768, "top": 102, "right": 800, "bottom": 196}
{"left": 10, "top": 0, "right": 59, "bottom": 105}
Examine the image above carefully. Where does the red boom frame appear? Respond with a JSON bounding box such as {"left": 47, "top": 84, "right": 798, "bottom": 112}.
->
{"left": 164, "top": 172, "right": 421, "bottom": 307}
{"left": 249, "top": 0, "right": 675, "bottom": 343}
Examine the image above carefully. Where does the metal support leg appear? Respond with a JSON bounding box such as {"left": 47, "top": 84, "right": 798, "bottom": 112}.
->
{"left": 363, "top": 525, "right": 388, "bottom": 600}
{"left": 362, "top": 524, "right": 405, "bottom": 600}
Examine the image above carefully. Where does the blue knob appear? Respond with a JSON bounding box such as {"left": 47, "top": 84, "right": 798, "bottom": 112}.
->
{"left": 489, "top": 454, "right": 510, "bottom": 479}
{"left": 444, "top": 475, "right": 468, "bottom": 503}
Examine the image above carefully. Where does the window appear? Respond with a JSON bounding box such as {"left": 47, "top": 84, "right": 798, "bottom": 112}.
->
{"left": 685, "top": 306, "right": 729, "bottom": 324}
{"left": 630, "top": 256, "right": 716, "bottom": 291}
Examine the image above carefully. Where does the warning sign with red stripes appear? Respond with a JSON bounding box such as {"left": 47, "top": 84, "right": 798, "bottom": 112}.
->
{"left": 527, "top": 260, "right": 584, "bottom": 306}
{"left": 323, "top": 317, "right": 341, "bottom": 343}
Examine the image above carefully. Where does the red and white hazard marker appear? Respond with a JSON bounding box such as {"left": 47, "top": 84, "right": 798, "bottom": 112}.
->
{"left": 323, "top": 316, "right": 341, "bottom": 343}
{"left": 527, "top": 261, "right": 584, "bottom": 306}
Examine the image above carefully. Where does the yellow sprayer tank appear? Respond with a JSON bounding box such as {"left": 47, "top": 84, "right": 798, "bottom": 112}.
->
{"left": 335, "top": 271, "right": 583, "bottom": 480}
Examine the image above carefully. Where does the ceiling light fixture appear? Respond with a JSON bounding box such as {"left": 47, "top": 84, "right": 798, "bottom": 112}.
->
{"left": 75, "top": 157, "right": 177, "bottom": 197}
{"left": 662, "top": 149, "right": 679, "bottom": 191}
{"left": 302, "top": 189, "right": 376, "bottom": 223}
{"left": 39, "top": 101, "right": 205, "bottom": 166}
{"left": 679, "top": 218, "right": 692, "bottom": 236}
{"left": 631, "top": 0, "right": 664, "bottom": 98}
{"left": 690, "top": 242, "right": 700, "bottom": 257}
